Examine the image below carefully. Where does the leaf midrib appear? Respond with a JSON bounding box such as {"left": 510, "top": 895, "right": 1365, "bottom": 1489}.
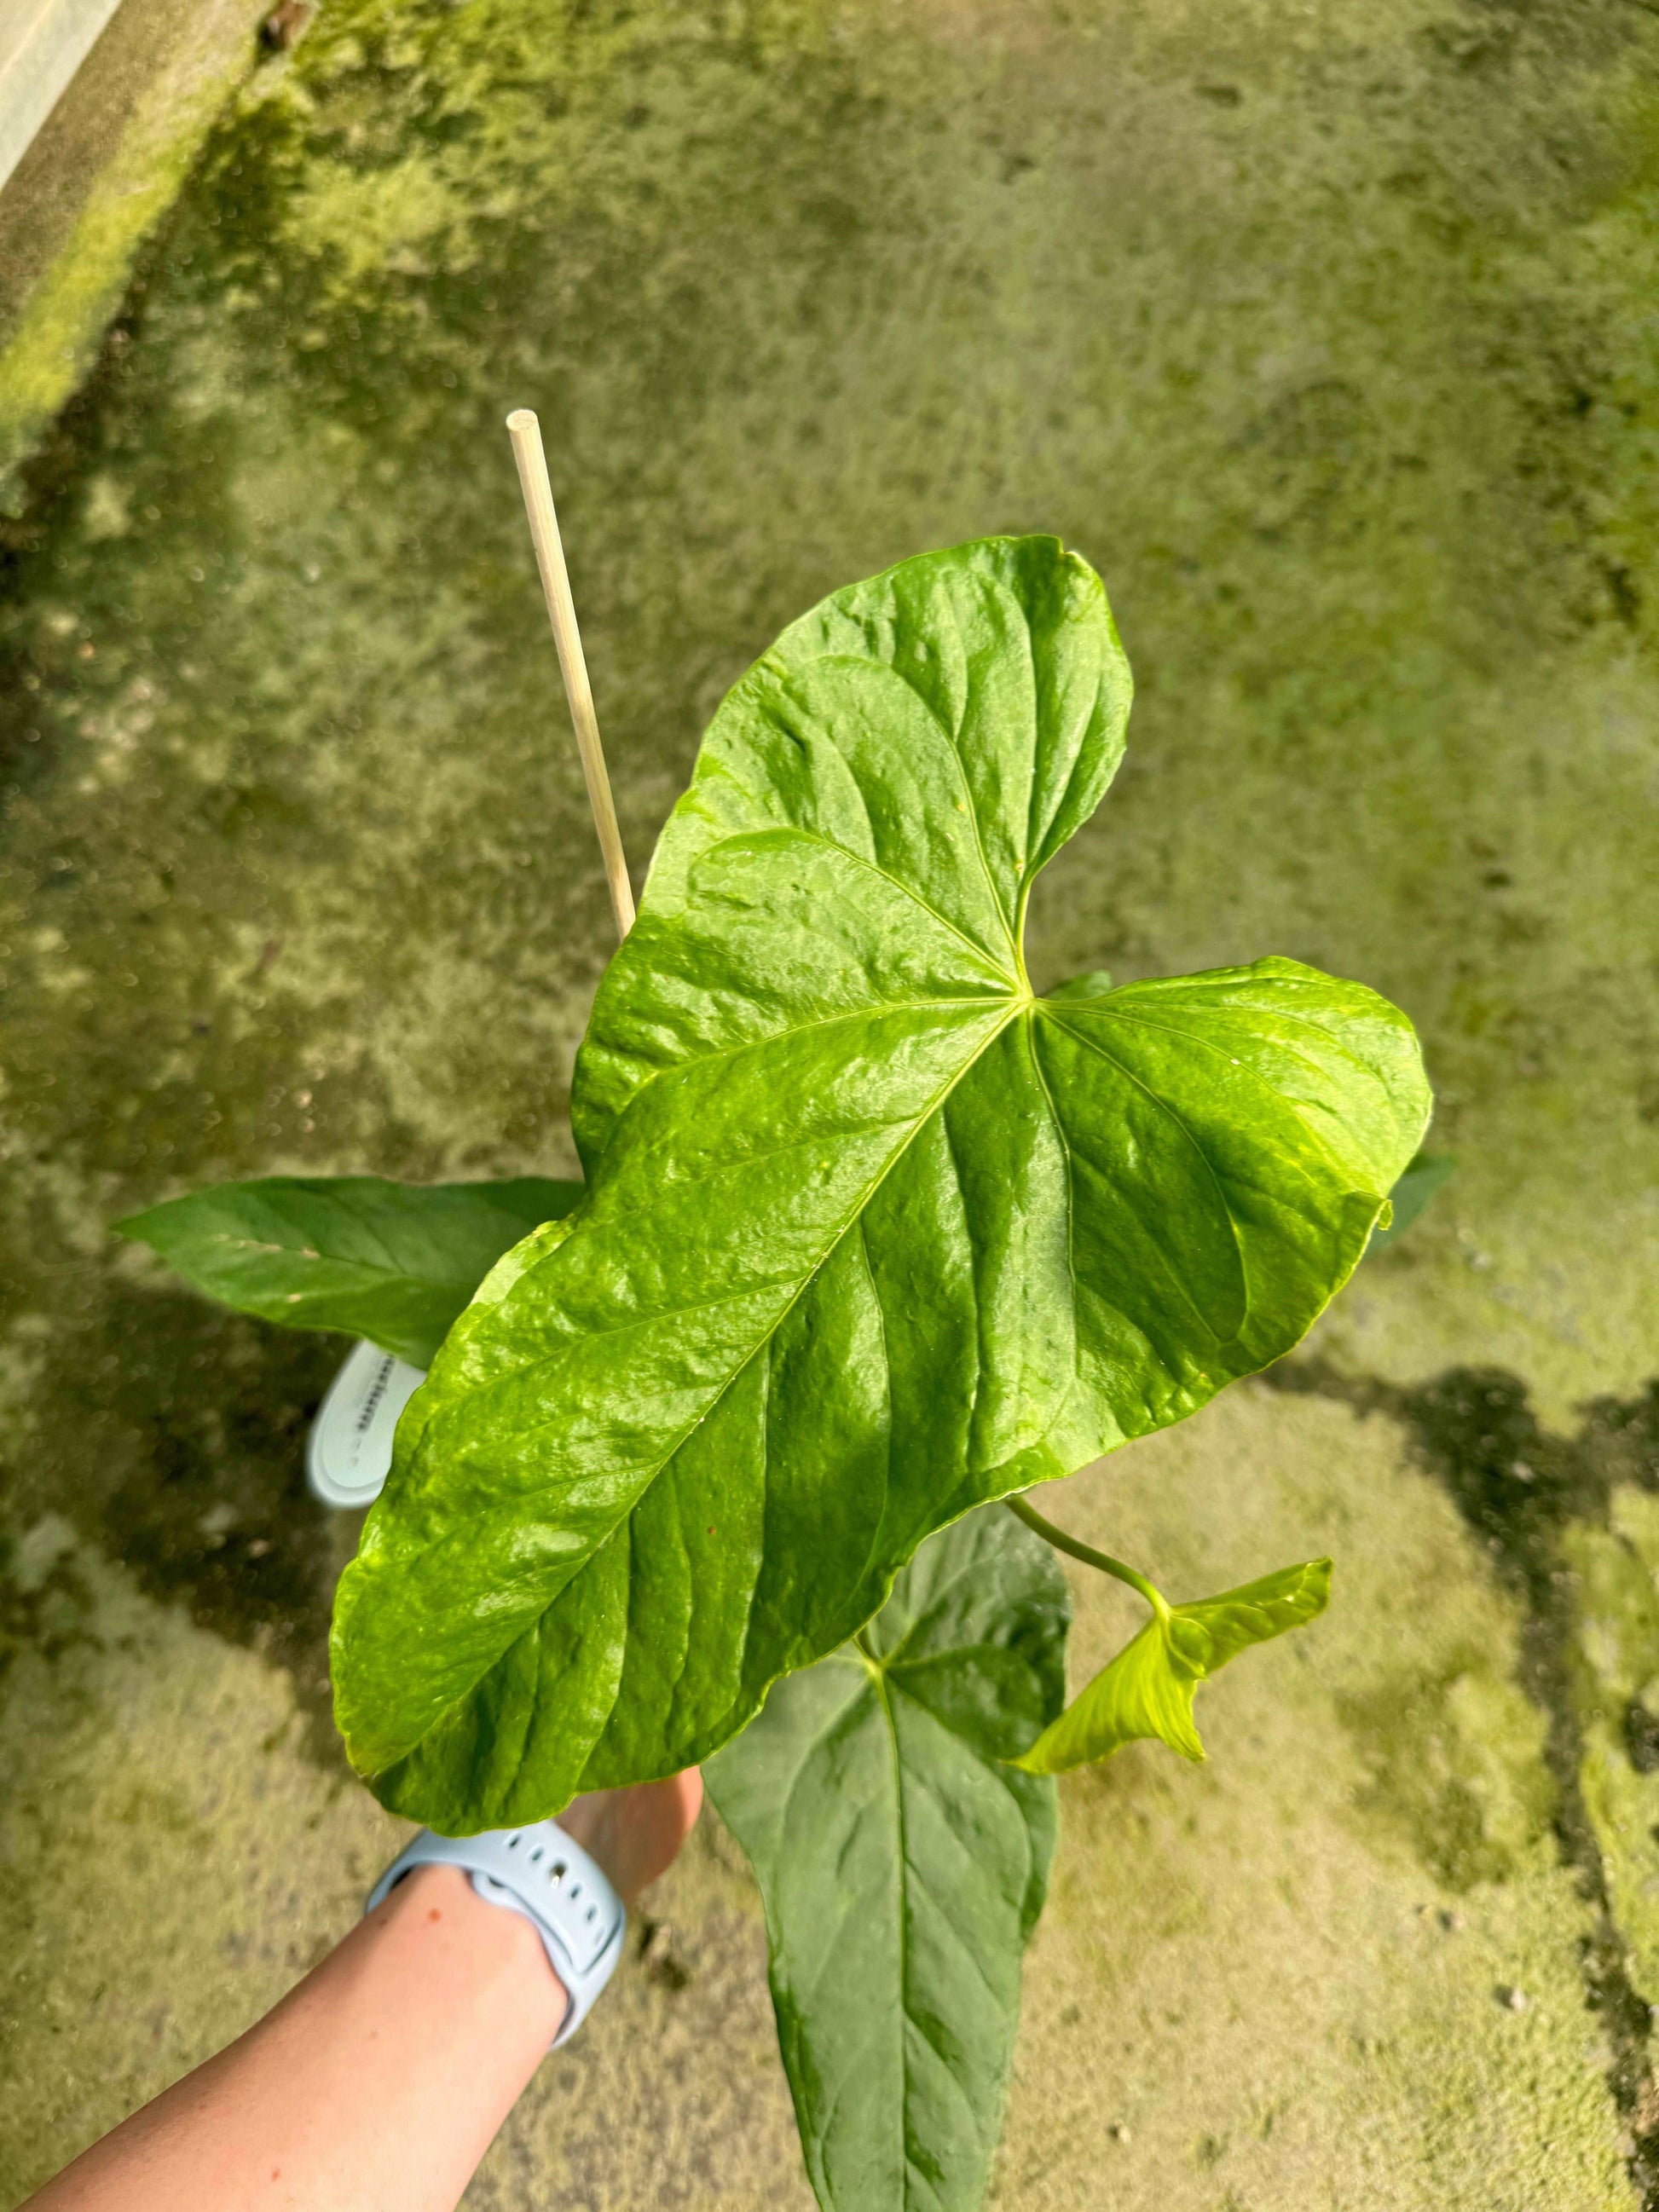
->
{"left": 1038, "top": 1001, "right": 1249, "bottom": 1337}
{"left": 582, "top": 995, "right": 1020, "bottom": 1163}
{"left": 856, "top": 1632, "right": 1037, "bottom": 2206}
{"left": 1046, "top": 990, "right": 1400, "bottom": 1302}
{"left": 1057, "top": 992, "right": 1396, "bottom": 1177}
{"left": 443, "top": 1006, "right": 1023, "bottom": 1429}
{"left": 419, "top": 957, "right": 1310, "bottom": 1768}
{"left": 863, "top": 1539, "right": 1009, "bottom": 1672}
{"left": 799, "top": 630, "right": 1027, "bottom": 970}
{"left": 862, "top": 1649, "right": 914, "bottom": 2207}
{"left": 767, "top": 824, "right": 1020, "bottom": 985}
{"left": 386, "top": 999, "right": 1026, "bottom": 1774}
{"left": 210, "top": 1233, "right": 477, "bottom": 1297}
{"left": 382, "top": 965, "right": 1350, "bottom": 1769}
{"left": 205, "top": 1175, "right": 557, "bottom": 1292}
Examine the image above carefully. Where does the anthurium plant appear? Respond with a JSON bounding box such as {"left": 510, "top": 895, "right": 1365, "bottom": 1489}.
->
{"left": 121, "top": 537, "right": 1431, "bottom": 2212}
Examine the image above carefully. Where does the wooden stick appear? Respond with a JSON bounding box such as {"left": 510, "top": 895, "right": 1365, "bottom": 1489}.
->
{"left": 506, "top": 408, "right": 636, "bottom": 940}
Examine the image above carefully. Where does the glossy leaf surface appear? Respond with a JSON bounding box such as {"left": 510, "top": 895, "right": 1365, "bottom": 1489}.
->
{"left": 331, "top": 536, "right": 1430, "bottom": 1828}
{"left": 1013, "top": 1556, "right": 1331, "bottom": 1772}
{"left": 706, "top": 1508, "right": 1067, "bottom": 2212}
{"left": 118, "top": 1175, "right": 581, "bottom": 1368}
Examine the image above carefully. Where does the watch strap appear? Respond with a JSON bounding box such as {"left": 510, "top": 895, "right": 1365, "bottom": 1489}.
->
{"left": 365, "top": 1819, "right": 627, "bottom": 2046}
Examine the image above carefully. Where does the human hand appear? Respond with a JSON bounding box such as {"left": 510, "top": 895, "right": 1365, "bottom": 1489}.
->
{"left": 554, "top": 1769, "right": 702, "bottom": 1905}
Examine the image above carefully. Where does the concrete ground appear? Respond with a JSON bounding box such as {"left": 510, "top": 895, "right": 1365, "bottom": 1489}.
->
{"left": 2, "top": 0, "right": 1657, "bottom": 2204}
{"left": 0, "top": 0, "right": 269, "bottom": 494}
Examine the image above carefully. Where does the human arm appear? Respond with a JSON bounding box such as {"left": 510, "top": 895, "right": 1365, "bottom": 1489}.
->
{"left": 22, "top": 1770, "right": 702, "bottom": 2212}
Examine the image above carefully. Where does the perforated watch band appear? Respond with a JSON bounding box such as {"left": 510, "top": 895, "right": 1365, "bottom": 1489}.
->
{"left": 365, "top": 1820, "right": 627, "bottom": 2047}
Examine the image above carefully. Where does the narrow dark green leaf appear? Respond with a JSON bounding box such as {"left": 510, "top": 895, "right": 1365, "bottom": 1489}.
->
{"left": 706, "top": 1509, "right": 1068, "bottom": 2212}
{"left": 1366, "top": 1150, "right": 1455, "bottom": 1255}
{"left": 117, "top": 1175, "right": 582, "bottom": 1368}
{"left": 1012, "top": 1556, "right": 1332, "bottom": 1772}
{"left": 332, "top": 536, "right": 1430, "bottom": 1828}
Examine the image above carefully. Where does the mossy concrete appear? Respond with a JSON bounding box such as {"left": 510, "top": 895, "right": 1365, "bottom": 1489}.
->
{"left": 0, "top": 0, "right": 270, "bottom": 498}
{"left": 2, "top": 0, "right": 1657, "bottom": 2203}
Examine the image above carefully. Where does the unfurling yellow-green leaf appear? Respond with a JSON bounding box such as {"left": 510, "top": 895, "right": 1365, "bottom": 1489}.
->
{"left": 1011, "top": 1556, "right": 1332, "bottom": 1773}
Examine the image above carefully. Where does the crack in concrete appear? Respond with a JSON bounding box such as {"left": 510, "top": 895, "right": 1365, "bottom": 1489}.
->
{"left": 1266, "top": 1355, "right": 1659, "bottom": 2204}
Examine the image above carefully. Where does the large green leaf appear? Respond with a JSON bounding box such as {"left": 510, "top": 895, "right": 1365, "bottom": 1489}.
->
{"left": 706, "top": 1508, "right": 1068, "bottom": 2212}
{"left": 332, "top": 535, "right": 1431, "bottom": 1828}
{"left": 117, "top": 1175, "right": 582, "bottom": 1367}
{"left": 1013, "top": 1556, "right": 1331, "bottom": 1772}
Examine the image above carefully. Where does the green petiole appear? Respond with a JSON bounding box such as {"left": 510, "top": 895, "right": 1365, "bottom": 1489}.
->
{"left": 1004, "top": 1495, "right": 1170, "bottom": 1621}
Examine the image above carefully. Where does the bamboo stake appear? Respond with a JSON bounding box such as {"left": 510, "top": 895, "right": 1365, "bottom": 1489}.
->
{"left": 506, "top": 408, "right": 635, "bottom": 940}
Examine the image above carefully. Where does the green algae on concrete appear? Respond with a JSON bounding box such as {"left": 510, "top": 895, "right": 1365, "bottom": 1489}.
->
{"left": 0, "top": 0, "right": 271, "bottom": 500}
{"left": 1563, "top": 1465, "right": 1659, "bottom": 2031}
{"left": 2, "top": 0, "right": 1659, "bottom": 2203}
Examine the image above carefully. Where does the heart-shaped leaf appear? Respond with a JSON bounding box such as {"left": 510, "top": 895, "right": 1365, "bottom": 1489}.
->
{"left": 117, "top": 1175, "right": 581, "bottom": 1367}
{"left": 331, "top": 536, "right": 1429, "bottom": 1828}
{"left": 707, "top": 1506, "right": 1068, "bottom": 2212}
{"left": 1012, "top": 1555, "right": 1332, "bottom": 1772}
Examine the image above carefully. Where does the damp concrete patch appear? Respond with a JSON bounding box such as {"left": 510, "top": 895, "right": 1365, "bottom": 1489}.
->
{"left": 2, "top": 0, "right": 1657, "bottom": 2202}
{"left": 0, "top": 0, "right": 270, "bottom": 494}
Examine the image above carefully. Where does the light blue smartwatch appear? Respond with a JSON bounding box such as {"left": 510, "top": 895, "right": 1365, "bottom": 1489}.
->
{"left": 366, "top": 1819, "right": 627, "bottom": 2046}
